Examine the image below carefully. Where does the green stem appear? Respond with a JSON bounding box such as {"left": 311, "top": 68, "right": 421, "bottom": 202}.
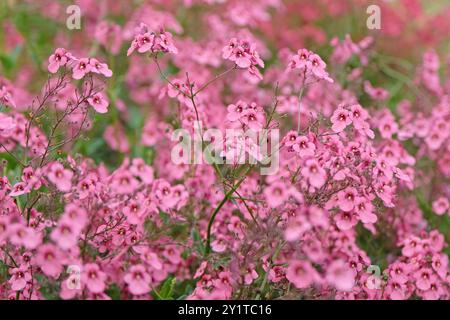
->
{"left": 205, "top": 165, "right": 252, "bottom": 255}
{"left": 297, "top": 86, "right": 304, "bottom": 133}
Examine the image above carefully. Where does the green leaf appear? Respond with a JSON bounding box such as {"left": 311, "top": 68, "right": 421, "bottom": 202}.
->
{"left": 159, "top": 276, "right": 176, "bottom": 300}
{"left": 106, "top": 284, "right": 121, "bottom": 300}
{"left": 191, "top": 228, "right": 205, "bottom": 256}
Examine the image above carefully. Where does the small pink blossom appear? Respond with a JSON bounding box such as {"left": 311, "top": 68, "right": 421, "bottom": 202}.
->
{"left": 331, "top": 107, "right": 352, "bottom": 133}
{"left": 432, "top": 197, "right": 449, "bottom": 216}
{"left": 88, "top": 93, "right": 109, "bottom": 113}
{"left": 301, "top": 159, "right": 327, "bottom": 188}
{"left": 326, "top": 260, "right": 355, "bottom": 291}
{"left": 46, "top": 162, "right": 73, "bottom": 192}
{"left": 72, "top": 58, "right": 92, "bottom": 80}
{"left": 82, "top": 263, "right": 107, "bottom": 294}
{"left": 35, "top": 244, "right": 64, "bottom": 278}
{"left": 124, "top": 265, "right": 151, "bottom": 296}
{"left": 9, "top": 265, "right": 32, "bottom": 291}
{"left": 48, "top": 48, "right": 73, "bottom": 73}
{"left": 286, "top": 260, "right": 319, "bottom": 289}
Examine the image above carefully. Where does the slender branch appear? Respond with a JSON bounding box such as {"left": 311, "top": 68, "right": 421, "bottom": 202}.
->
{"left": 297, "top": 86, "right": 305, "bottom": 133}
{"left": 205, "top": 165, "right": 252, "bottom": 255}
{"left": 0, "top": 143, "right": 25, "bottom": 167}
{"left": 193, "top": 65, "right": 237, "bottom": 97}
{"left": 153, "top": 56, "right": 190, "bottom": 98}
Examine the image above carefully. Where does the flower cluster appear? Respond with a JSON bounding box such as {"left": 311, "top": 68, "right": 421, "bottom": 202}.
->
{"left": 0, "top": 0, "right": 449, "bottom": 301}
{"left": 48, "top": 48, "right": 113, "bottom": 80}
{"left": 226, "top": 100, "right": 266, "bottom": 131}
{"left": 127, "top": 23, "right": 178, "bottom": 56}
{"left": 287, "top": 49, "right": 333, "bottom": 84}
{"left": 222, "top": 38, "right": 264, "bottom": 80}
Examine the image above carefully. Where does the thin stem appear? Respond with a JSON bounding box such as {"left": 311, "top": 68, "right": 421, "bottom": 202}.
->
{"left": 193, "top": 65, "right": 237, "bottom": 97}
{"left": 255, "top": 240, "right": 285, "bottom": 299}
{"left": 205, "top": 165, "right": 252, "bottom": 255}
{"left": 153, "top": 56, "right": 189, "bottom": 98}
{"left": 0, "top": 143, "right": 25, "bottom": 167}
{"left": 225, "top": 182, "right": 260, "bottom": 228}
{"left": 297, "top": 86, "right": 304, "bottom": 133}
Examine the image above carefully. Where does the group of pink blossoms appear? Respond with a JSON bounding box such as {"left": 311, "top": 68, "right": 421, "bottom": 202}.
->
{"left": 0, "top": 14, "right": 449, "bottom": 301}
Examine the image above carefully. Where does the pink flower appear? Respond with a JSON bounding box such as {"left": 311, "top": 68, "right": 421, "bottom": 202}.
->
{"left": 425, "top": 130, "right": 444, "bottom": 150}
{"left": 293, "top": 135, "right": 315, "bottom": 157}
{"left": 378, "top": 117, "right": 398, "bottom": 139}
{"left": 130, "top": 158, "right": 154, "bottom": 184}
{"left": 308, "top": 53, "right": 329, "bottom": 79}
{"left": 286, "top": 260, "right": 318, "bottom": 289}
{"left": 194, "top": 261, "right": 208, "bottom": 279}
{"left": 9, "top": 224, "right": 42, "bottom": 249}
{"left": 243, "top": 265, "right": 259, "bottom": 285}
{"left": 284, "top": 215, "right": 311, "bottom": 241}
{"left": 89, "top": 58, "right": 113, "bottom": 77}
{"left": 349, "top": 104, "right": 369, "bottom": 128}
{"left": 241, "top": 109, "right": 265, "bottom": 131}
{"left": 401, "top": 236, "right": 422, "bottom": 257}
{"left": 385, "top": 281, "right": 407, "bottom": 300}
{"left": 211, "top": 236, "right": 227, "bottom": 253}
{"left": 337, "top": 187, "right": 358, "bottom": 212}
{"left": 374, "top": 182, "right": 395, "bottom": 207}
{"left": 167, "top": 79, "right": 188, "bottom": 98}
{"left": 431, "top": 253, "right": 448, "bottom": 278}
{"left": 63, "top": 203, "right": 88, "bottom": 230}
{"left": 163, "top": 245, "right": 182, "bottom": 265}
{"left": 364, "top": 81, "right": 389, "bottom": 101}
{"left": 432, "top": 197, "right": 449, "bottom": 216}
{"left": 50, "top": 219, "right": 79, "bottom": 249}
{"left": 111, "top": 170, "right": 139, "bottom": 195}
{"left": 222, "top": 38, "right": 239, "bottom": 59}
{"left": 141, "top": 249, "right": 163, "bottom": 271}
{"left": 0, "top": 86, "right": 16, "bottom": 108}
{"left": 227, "top": 101, "right": 247, "bottom": 121}
{"left": 222, "top": 38, "right": 264, "bottom": 80}
{"left": 88, "top": 93, "right": 109, "bottom": 113}
{"left": 9, "top": 265, "right": 32, "bottom": 291}
{"left": 354, "top": 197, "right": 377, "bottom": 224}
{"left": 0, "top": 113, "right": 16, "bottom": 135}
{"left": 287, "top": 49, "right": 333, "bottom": 83}
{"left": 35, "top": 244, "right": 64, "bottom": 278}
{"left": 124, "top": 265, "right": 151, "bottom": 295}
{"left": 264, "top": 181, "right": 288, "bottom": 208}
{"left": 283, "top": 130, "right": 299, "bottom": 147}
{"left": 127, "top": 26, "right": 177, "bottom": 56}
{"left": 326, "top": 260, "right": 355, "bottom": 291}
{"left": 152, "top": 179, "right": 179, "bottom": 210}
{"left": 389, "top": 262, "right": 410, "bottom": 284}
{"left": 232, "top": 47, "right": 252, "bottom": 68}
{"left": 9, "top": 182, "right": 30, "bottom": 197}
{"left": 268, "top": 266, "right": 286, "bottom": 283}
{"left": 288, "top": 49, "right": 310, "bottom": 70}
{"left": 331, "top": 107, "right": 352, "bottom": 133}
{"left": 137, "top": 33, "right": 155, "bottom": 53}
{"left": 159, "top": 31, "right": 178, "bottom": 54}
{"left": 301, "top": 159, "right": 327, "bottom": 188}
{"left": 46, "top": 162, "right": 73, "bottom": 192}
{"left": 72, "top": 58, "right": 92, "bottom": 80}
{"left": 422, "top": 279, "right": 445, "bottom": 300}
{"left": 48, "top": 48, "right": 72, "bottom": 73}
{"left": 334, "top": 211, "right": 358, "bottom": 230}
{"left": 82, "top": 263, "right": 107, "bottom": 294}
{"left": 123, "top": 200, "right": 145, "bottom": 225}
{"left": 414, "top": 268, "right": 434, "bottom": 291}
